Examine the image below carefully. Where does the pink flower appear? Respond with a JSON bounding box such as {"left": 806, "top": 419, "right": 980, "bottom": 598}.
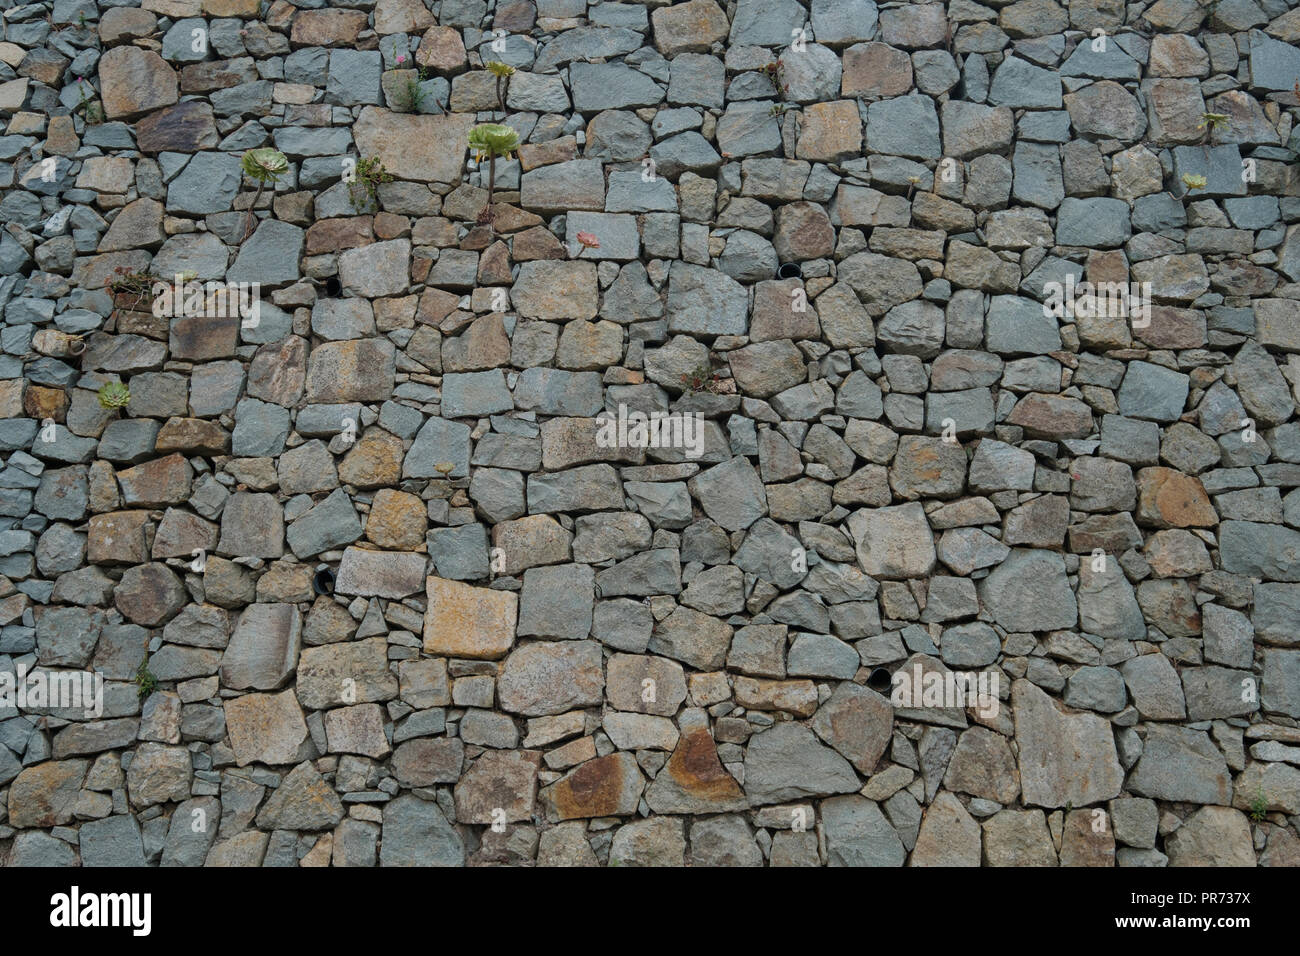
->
{"left": 397, "top": 54, "right": 406, "bottom": 64}
{"left": 576, "top": 232, "right": 600, "bottom": 249}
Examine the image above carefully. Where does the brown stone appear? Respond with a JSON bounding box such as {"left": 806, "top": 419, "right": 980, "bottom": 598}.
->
{"left": 644, "top": 712, "right": 747, "bottom": 813}
{"left": 517, "top": 136, "right": 577, "bottom": 172}
{"left": 650, "top": 0, "right": 729, "bottom": 56}
{"left": 304, "top": 339, "right": 396, "bottom": 403}
{"left": 180, "top": 57, "right": 258, "bottom": 94}
{"left": 300, "top": 215, "right": 371, "bottom": 254}
{"left": 1135, "top": 467, "right": 1218, "bottom": 528}
{"left": 23, "top": 385, "right": 67, "bottom": 423}
{"left": 246, "top": 335, "right": 307, "bottom": 406}
{"left": 151, "top": 507, "right": 219, "bottom": 560}
{"left": 98, "top": 46, "right": 178, "bottom": 120}
{"left": 1006, "top": 393, "right": 1094, "bottom": 439}
{"left": 224, "top": 689, "right": 309, "bottom": 766}
{"left": 117, "top": 453, "right": 193, "bottom": 507}
{"left": 391, "top": 738, "right": 463, "bottom": 786}
{"left": 115, "top": 562, "right": 187, "bottom": 626}
{"left": 1059, "top": 808, "right": 1116, "bottom": 866}
{"left": 541, "top": 751, "right": 644, "bottom": 820}
{"left": 134, "top": 100, "right": 218, "bottom": 153}
{"left": 842, "top": 43, "right": 913, "bottom": 99}
{"left": 374, "top": 0, "right": 435, "bottom": 34}
{"left": 415, "top": 25, "right": 467, "bottom": 74}
{"left": 338, "top": 428, "right": 404, "bottom": 488}
{"left": 7, "top": 760, "right": 89, "bottom": 827}
{"left": 453, "top": 750, "right": 541, "bottom": 823}
{"left": 290, "top": 8, "right": 368, "bottom": 46}
{"left": 202, "top": 0, "right": 260, "bottom": 14}
{"left": 87, "top": 510, "right": 152, "bottom": 565}
{"left": 423, "top": 577, "right": 518, "bottom": 659}
{"left": 170, "top": 315, "right": 240, "bottom": 361}
{"left": 155, "top": 417, "right": 230, "bottom": 455}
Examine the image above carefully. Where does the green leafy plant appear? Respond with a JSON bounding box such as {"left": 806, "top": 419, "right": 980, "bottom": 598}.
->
{"left": 1249, "top": 788, "right": 1268, "bottom": 823}
{"left": 1172, "top": 172, "right": 1207, "bottom": 200}
{"left": 103, "top": 266, "right": 157, "bottom": 310}
{"left": 239, "top": 147, "right": 289, "bottom": 242}
{"left": 761, "top": 59, "right": 788, "bottom": 98}
{"left": 97, "top": 381, "right": 130, "bottom": 409}
{"left": 680, "top": 361, "right": 727, "bottom": 395}
{"left": 1198, "top": 111, "right": 1229, "bottom": 143}
{"left": 135, "top": 661, "right": 158, "bottom": 702}
{"left": 74, "top": 75, "right": 102, "bottom": 124}
{"left": 348, "top": 156, "right": 394, "bottom": 213}
{"left": 468, "top": 122, "right": 521, "bottom": 219}
{"left": 484, "top": 60, "right": 515, "bottom": 115}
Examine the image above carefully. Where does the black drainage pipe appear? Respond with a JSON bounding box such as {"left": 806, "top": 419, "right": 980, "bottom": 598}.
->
{"left": 776, "top": 262, "right": 803, "bottom": 280}
{"left": 867, "top": 667, "right": 893, "bottom": 693}
{"left": 312, "top": 567, "right": 336, "bottom": 596}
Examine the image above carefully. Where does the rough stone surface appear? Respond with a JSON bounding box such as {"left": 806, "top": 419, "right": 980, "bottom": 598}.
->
{"left": 0, "top": 0, "right": 1292, "bottom": 871}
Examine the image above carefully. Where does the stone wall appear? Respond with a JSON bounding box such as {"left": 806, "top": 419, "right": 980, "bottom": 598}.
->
{"left": 1, "top": 0, "right": 1299, "bottom": 867}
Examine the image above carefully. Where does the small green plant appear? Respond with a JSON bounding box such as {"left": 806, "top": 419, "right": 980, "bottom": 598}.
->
{"left": 484, "top": 60, "right": 515, "bottom": 115}
{"left": 135, "top": 661, "right": 158, "bottom": 701}
{"left": 1248, "top": 788, "right": 1267, "bottom": 823}
{"left": 103, "top": 265, "right": 158, "bottom": 310}
{"left": 761, "top": 59, "right": 788, "bottom": 98}
{"left": 348, "top": 156, "right": 394, "bottom": 213}
{"left": 97, "top": 381, "right": 130, "bottom": 409}
{"left": 1171, "top": 172, "right": 1207, "bottom": 199}
{"left": 74, "top": 75, "right": 103, "bottom": 124}
{"left": 390, "top": 39, "right": 432, "bottom": 113}
{"left": 680, "top": 361, "right": 726, "bottom": 394}
{"left": 1198, "top": 111, "right": 1229, "bottom": 143}
{"left": 468, "top": 122, "right": 521, "bottom": 219}
{"left": 239, "top": 147, "right": 289, "bottom": 242}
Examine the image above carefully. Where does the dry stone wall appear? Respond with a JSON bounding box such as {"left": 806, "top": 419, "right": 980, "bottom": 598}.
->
{"left": 1, "top": 0, "right": 1299, "bottom": 867}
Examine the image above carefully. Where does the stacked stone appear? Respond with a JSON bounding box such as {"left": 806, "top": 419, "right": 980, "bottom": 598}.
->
{"left": 0, "top": 0, "right": 1298, "bottom": 867}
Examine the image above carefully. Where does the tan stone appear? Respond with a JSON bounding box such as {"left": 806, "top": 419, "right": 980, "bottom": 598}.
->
{"left": 415, "top": 25, "right": 467, "bottom": 74}
{"left": 423, "top": 577, "right": 518, "bottom": 659}
{"left": 734, "top": 676, "right": 819, "bottom": 717}
{"left": 353, "top": 107, "right": 475, "bottom": 184}
{"left": 224, "top": 689, "right": 309, "bottom": 766}
{"left": 6, "top": 760, "right": 88, "bottom": 828}
{"left": 365, "top": 488, "right": 428, "bottom": 550}
{"left": 290, "top": 8, "right": 368, "bottom": 46}
{"left": 796, "top": 100, "right": 862, "bottom": 163}
{"left": 338, "top": 428, "right": 404, "bottom": 488}
{"left": 650, "top": 0, "right": 729, "bottom": 56}
{"left": 842, "top": 43, "right": 913, "bottom": 99}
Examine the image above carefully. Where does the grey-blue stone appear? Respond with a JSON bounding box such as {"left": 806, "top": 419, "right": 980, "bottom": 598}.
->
{"left": 1056, "top": 197, "right": 1131, "bottom": 248}
{"left": 1116, "top": 361, "right": 1189, "bottom": 423}
{"left": 866, "top": 95, "right": 941, "bottom": 160}
{"left": 405, "top": 417, "right": 472, "bottom": 479}
{"left": 166, "top": 152, "right": 242, "bottom": 215}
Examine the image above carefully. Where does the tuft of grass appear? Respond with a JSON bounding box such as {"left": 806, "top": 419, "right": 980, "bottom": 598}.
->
{"left": 1248, "top": 788, "right": 1267, "bottom": 823}
{"left": 135, "top": 661, "right": 158, "bottom": 701}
